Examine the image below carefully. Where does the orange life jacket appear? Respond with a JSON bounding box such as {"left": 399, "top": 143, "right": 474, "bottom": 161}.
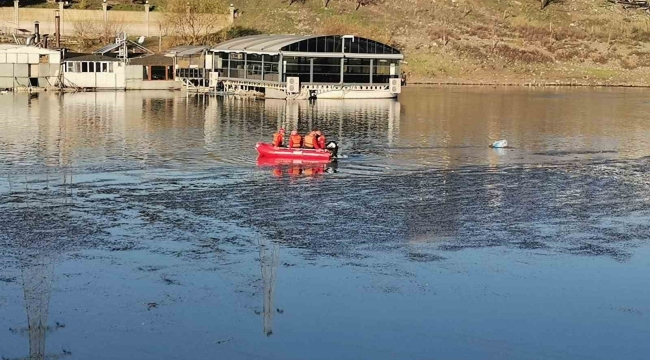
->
{"left": 289, "top": 134, "right": 302, "bottom": 148}
{"left": 272, "top": 132, "right": 284, "bottom": 147}
{"left": 303, "top": 131, "right": 316, "bottom": 149}
{"left": 317, "top": 134, "right": 326, "bottom": 149}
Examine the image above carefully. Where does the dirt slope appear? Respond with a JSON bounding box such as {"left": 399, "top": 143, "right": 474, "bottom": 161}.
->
{"left": 232, "top": 0, "right": 650, "bottom": 85}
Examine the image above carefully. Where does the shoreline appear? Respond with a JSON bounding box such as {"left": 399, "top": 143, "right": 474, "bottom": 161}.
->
{"left": 407, "top": 80, "right": 650, "bottom": 88}
{"left": 6, "top": 79, "right": 650, "bottom": 94}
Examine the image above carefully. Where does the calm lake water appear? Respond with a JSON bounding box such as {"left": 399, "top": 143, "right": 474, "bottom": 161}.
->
{"left": 1, "top": 87, "right": 649, "bottom": 360}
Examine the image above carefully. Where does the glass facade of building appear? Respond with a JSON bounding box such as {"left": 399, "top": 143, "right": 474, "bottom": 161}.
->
{"left": 211, "top": 36, "right": 402, "bottom": 85}
{"left": 281, "top": 36, "right": 400, "bottom": 55}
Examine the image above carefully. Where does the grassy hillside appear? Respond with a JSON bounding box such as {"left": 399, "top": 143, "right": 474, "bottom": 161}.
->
{"left": 230, "top": 0, "right": 650, "bottom": 85}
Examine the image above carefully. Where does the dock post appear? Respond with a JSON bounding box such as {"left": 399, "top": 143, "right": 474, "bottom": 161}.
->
{"left": 102, "top": 0, "right": 108, "bottom": 25}
{"left": 55, "top": 10, "right": 61, "bottom": 48}
{"left": 58, "top": 2, "right": 64, "bottom": 37}
{"left": 13, "top": 0, "right": 19, "bottom": 36}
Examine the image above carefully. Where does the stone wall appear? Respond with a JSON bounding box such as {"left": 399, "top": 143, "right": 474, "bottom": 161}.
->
{"left": 0, "top": 6, "right": 232, "bottom": 38}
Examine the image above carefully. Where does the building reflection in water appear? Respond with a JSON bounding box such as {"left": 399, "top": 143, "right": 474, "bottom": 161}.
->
{"left": 200, "top": 96, "right": 401, "bottom": 150}
{"left": 1, "top": 92, "right": 403, "bottom": 171}
{"left": 5, "top": 88, "right": 650, "bottom": 176}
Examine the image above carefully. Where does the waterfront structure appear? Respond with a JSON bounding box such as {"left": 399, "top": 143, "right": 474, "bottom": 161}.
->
{"left": 164, "top": 45, "right": 211, "bottom": 89}
{"left": 62, "top": 37, "right": 179, "bottom": 91}
{"left": 130, "top": 54, "right": 175, "bottom": 82}
{"left": 63, "top": 34, "right": 178, "bottom": 90}
{"left": 63, "top": 53, "right": 180, "bottom": 91}
{"left": 208, "top": 34, "right": 404, "bottom": 99}
{"left": 0, "top": 44, "right": 61, "bottom": 90}
{"left": 62, "top": 54, "right": 125, "bottom": 90}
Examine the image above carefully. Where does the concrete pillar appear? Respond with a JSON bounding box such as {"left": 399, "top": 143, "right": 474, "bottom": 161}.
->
{"left": 102, "top": 1, "right": 108, "bottom": 25}
{"left": 309, "top": 58, "right": 313, "bottom": 83}
{"left": 144, "top": 2, "right": 150, "bottom": 37}
{"left": 369, "top": 59, "right": 373, "bottom": 84}
{"left": 278, "top": 54, "right": 283, "bottom": 83}
{"left": 13, "top": 0, "right": 19, "bottom": 35}
{"left": 59, "top": 1, "right": 64, "bottom": 37}
{"left": 261, "top": 55, "right": 264, "bottom": 81}
{"left": 229, "top": 4, "right": 235, "bottom": 24}
{"left": 339, "top": 57, "right": 344, "bottom": 84}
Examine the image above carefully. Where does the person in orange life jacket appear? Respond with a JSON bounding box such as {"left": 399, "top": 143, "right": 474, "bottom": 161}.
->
{"left": 272, "top": 128, "right": 285, "bottom": 147}
{"left": 288, "top": 130, "right": 303, "bottom": 148}
{"left": 303, "top": 131, "right": 317, "bottom": 149}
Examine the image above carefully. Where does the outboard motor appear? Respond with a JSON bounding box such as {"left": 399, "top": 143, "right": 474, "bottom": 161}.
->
{"left": 326, "top": 141, "right": 339, "bottom": 159}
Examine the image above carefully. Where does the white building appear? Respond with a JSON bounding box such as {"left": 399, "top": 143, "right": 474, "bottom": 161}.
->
{"left": 0, "top": 44, "right": 62, "bottom": 90}
{"left": 63, "top": 54, "right": 180, "bottom": 91}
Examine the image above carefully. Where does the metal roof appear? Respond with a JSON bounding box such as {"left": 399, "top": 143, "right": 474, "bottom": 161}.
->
{"left": 211, "top": 35, "right": 317, "bottom": 53}
{"left": 129, "top": 54, "right": 174, "bottom": 66}
{"left": 209, "top": 35, "right": 403, "bottom": 60}
{"left": 93, "top": 43, "right": 121, "bottom": 55}
{"left": 164, "top": 45, "right": 209, "bottom": 57}
{"left": 64, "top": 54, "right": 120, "bottom": 62}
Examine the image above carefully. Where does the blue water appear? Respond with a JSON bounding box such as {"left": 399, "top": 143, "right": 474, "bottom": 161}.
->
{"left": 1, "top": 87, "right": 649, "bottom": 360}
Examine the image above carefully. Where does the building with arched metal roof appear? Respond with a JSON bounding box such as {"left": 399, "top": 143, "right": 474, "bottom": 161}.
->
{"left": 205, "top": 34, "right": 405, "bottom": 99}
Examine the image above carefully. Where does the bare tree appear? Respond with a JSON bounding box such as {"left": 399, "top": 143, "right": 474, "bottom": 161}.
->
{"left": 71, "top": 19, "right": 98, "bottom": 48}
{"left": 71, "top": 19, "right": 125, "bottom": 47}
{"left": 161, "top": 0, "right": 227, "bottom": 44}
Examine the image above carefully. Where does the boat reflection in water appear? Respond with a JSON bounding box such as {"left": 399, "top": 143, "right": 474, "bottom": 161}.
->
{"left": 256, "top": 157, "right": 337, "bottom": 177}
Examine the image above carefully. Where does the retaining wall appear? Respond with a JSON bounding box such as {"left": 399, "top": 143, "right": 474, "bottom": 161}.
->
{"left": 0, "top": 7, "right": 231, "bottom": 37}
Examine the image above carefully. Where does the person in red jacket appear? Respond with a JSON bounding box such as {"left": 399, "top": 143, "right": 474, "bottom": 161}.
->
{"left": 288, "top": 130, "right": 303, "bottom": 148}
{"left": 313, "top": 132, "right": 322, "bottom": 149}
{"left": 315, "top": 131, "right": 326, "bottom": 150}
{"left": 272, "top": 128, "right": 285, "bottom": 147}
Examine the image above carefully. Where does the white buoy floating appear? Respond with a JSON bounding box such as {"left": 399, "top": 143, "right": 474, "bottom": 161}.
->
{"left": 489, "top": 139, "right": 508, "bottom": 148}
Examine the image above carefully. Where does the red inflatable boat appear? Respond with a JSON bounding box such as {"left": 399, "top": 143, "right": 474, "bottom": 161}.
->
{"left": 256, "top": 156, "right": 331, "bottom": 166}
{"left": 256, "top": 142, "right": 335, "bottom": 161}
